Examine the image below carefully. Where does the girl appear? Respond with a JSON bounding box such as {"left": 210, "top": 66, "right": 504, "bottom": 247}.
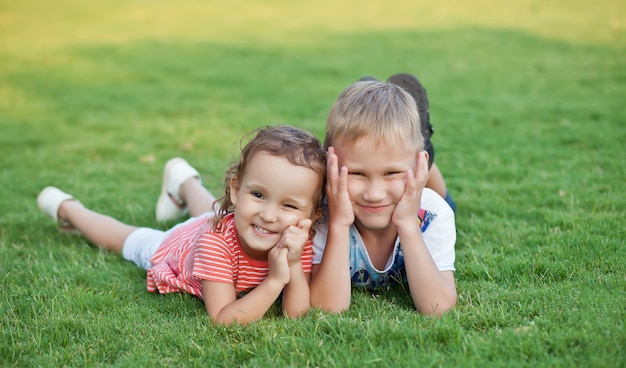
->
{"left": 37, "top": 125, "right": 326, "bottom": 325}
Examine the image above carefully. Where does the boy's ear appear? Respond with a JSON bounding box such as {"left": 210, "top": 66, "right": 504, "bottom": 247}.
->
{"left": 229, "top": 177, "right": 239, "bottom": 205}
{"left": 412, "top": 150, "right": 428, "bottom": 173}
{"left": 422, "top": 150, "right": 430, "bottom": 167}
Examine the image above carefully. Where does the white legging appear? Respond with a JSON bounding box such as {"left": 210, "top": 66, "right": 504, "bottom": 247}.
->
{"left": 122, "top": 212, "right": 214, "bottom": 270}
{"left": 122, "top": 227, "right": 164, "bottom": 270}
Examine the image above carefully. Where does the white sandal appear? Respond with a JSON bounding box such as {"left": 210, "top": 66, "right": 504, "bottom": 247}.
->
{"left": 155, "top": 157, "right": 201, "bottom": 222}
{"left": 37, "top": 186, "right": 78, "bottom": 232}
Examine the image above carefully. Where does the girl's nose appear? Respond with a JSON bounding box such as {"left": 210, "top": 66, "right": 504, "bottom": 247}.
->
{"left": 259, "top": 206, "right": 278, "bottom": 223}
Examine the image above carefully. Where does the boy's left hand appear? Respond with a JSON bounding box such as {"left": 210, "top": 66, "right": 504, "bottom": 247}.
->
{"left": 392, "top": 151, "right": 429, "bottom": 228}
{"left": 276, "top": 218, "right": 312, "bottom": 266}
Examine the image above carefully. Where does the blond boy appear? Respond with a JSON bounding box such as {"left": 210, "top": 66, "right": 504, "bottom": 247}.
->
{"left": 310, "top": 81, "right": 457, "bottom": 316}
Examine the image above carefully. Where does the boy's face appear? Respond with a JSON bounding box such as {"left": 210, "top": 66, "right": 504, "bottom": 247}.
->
{"left": 334, "top": 136, "right": 418, "bottom": 232}
{"left": 230, "top": 151, "right": 320, "bottom": 260}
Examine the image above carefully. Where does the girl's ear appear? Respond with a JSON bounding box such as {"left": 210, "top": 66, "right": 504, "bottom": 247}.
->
{"left": 229, "top": 177, "right": 239, "bottom": 206}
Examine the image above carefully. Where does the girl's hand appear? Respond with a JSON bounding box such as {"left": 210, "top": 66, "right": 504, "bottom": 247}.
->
{"left": 276, "top": 218, "right": 312, "bottom": 265}
{"left": 392, "top": 151, "right": 429, "bottom": 229}
{"left": 267, "top": 244, "right": 290, "bottom": 286}
{"left": 326, "top": 147, "right": 354, "bottom": 227}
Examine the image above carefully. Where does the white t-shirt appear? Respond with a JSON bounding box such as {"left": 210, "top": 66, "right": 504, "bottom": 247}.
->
{"left": 312, "top": 188, "right": 456, "bottom": 289}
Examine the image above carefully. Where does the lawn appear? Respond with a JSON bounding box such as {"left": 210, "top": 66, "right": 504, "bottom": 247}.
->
{"left": 1, "top": 0, "right": 624, "bottom": 366}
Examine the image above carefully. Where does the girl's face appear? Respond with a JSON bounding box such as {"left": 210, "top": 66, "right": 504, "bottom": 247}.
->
{"left": 334, "top": 136, "right": 417, "bottom": 233}
{"left": 230, "top": 151, "right": 321, "bottom": 260}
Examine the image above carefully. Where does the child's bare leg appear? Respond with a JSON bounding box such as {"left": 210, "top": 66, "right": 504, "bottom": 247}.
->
{"left": 426, "top": 163, "right": 448, "bottom": 199}
{"left": 179, "top": 177, "right": 219, "bottom": 217}
{"left": 426, "top": 163, "right": 457, "bottom": 212}
{"left": 58, "top": 200, "right": 137, "bottom": 253}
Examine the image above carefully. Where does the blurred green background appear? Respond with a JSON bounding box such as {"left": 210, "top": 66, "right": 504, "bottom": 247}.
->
{"left": 1, "top": 1, "right": 624, "bottom": 366}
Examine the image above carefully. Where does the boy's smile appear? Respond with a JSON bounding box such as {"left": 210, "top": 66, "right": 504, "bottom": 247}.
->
{"left": 360, "top": 204, "right": 390, "bottom": 213}
{"left": 334, "top": 136, "right": 417, "bottom": 233}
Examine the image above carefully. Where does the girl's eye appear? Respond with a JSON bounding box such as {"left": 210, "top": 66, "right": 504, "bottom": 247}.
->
{"left": 251, "top": 191, "right": 263, "bottom": 199}
{"left": 284, "top": 204, "right": 299, "bottom": 210}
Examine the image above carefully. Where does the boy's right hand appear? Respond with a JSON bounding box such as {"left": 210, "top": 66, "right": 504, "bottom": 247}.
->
{"left": 326, "top": 147, "right": 354, "bottom": 227}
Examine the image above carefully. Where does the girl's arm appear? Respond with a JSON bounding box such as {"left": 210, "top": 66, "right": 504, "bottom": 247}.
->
{"left": 281, "top": 262, "right": 311, "bottom": 317}
{"left": 279, "top": 219, "right": 313, "bottom": 317}
{"left": 201, "top": 245, "right": 291, "bottom": 325}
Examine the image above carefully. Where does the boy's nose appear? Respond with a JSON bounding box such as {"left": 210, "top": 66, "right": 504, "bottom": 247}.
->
{"left": 363, "top": 180, "right": 386, "bottom": 202}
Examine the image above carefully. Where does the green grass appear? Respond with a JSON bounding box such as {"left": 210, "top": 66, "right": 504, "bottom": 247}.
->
{"left": 1, "top": 0, "right": 625, "bottom": 366}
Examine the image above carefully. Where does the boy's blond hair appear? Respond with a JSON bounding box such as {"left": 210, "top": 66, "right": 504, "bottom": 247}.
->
{"left": 324, "top": 80, "right": 424, "bottom": 152}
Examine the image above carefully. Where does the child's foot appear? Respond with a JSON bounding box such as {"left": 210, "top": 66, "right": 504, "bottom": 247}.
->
{"left": 156, "top": 157, "right": 201, "bottom": 222}
{"left": 37, "top": 186, "right": 80, "bottom": 233}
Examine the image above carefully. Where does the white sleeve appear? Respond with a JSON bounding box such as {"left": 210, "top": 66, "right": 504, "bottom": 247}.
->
{"left": 311, "top": 217, "right": 329, "bottom": 265}
{"left": 421, "top": 188, "right": 456, "bottom": 271}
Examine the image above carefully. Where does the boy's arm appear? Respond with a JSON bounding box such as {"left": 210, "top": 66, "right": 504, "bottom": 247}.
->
{"left": 310, "top": 222, "right": 352, "bottom": 312}
{"left": 397, "top": 226, "right": 457, "bottom": 316}
{"left": 393, "top": 153, "right": 457, "bottom": 315}
{"left": 310, "top": 148, "right": 354, "bottom": 312}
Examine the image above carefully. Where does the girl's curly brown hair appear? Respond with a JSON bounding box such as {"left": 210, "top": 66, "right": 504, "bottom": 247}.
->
{"left": 210, "top": 125, "right": 326, "bottom": 232}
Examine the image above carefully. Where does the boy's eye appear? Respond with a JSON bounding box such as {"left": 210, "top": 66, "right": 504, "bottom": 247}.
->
{"left": 348, "top": 172, "right": 365, "bottom": 177}
{"left": 251, "top": 191, "right": 264, "bottom": 199}
{"left": 284, "top": 204, "right": 299, "bottom": 210}
{"left": 385, "top": 171, "right": 403, "bottom": 177}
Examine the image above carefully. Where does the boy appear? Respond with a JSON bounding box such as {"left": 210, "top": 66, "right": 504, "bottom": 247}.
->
{"left": 309, "top": 81, "right": 457, "bottom": 316}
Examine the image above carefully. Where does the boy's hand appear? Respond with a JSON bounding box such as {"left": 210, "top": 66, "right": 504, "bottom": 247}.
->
{"left": 276, "top": 218, "right": 312, "bottom": 265}
{"left": 268, "top": 244, "right": 290, "bottom": 286}
{"left": 326, "top": 147, "right": 354, "bottom": 227}
{"left": 392, "top": 151, "right": 429, "bottom": 228}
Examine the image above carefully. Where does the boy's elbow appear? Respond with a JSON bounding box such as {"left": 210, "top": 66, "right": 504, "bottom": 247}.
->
{"left": 310, "top": 296, "right": 351, "bottom": 314}
{"left": 209, "top": 315, "right": 242, "bottom": 326}
{"left": 435, "top": 295, "right": 458, "bottom": 316}
{"left": 417, "top": 292, "right": 458, "bottom": 317}
{"left": 310, "top": 284, "right": 351, "bottom": 313}
{"left": 318, "top": 303, "right": 349, "bottom": 314}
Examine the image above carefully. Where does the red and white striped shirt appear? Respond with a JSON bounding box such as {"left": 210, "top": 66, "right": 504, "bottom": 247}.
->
{"left": 146, "top": 213, "right": 313, "bottom": 299}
